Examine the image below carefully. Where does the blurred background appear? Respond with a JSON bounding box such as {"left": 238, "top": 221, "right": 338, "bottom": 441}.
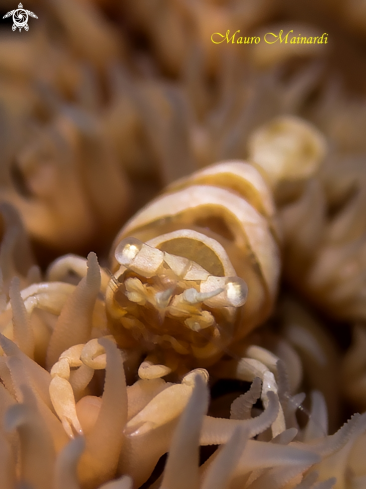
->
{"left": 1, "top": 0, "right": 366, "bottom": 262}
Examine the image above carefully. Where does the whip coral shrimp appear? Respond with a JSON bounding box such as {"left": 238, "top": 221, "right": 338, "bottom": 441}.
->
{"left": 105, "top": 161, "right": 281, "bottom": 369}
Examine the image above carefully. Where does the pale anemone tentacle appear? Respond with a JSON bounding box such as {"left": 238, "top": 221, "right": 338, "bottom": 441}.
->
{"left": 160, "top": 373, "right": 209, "bottom": 489}
{"left": 126, "top": 378, "right": 169, "bottom": 421}
{"left": 7, "top": 282, "right": 76, "bottom": 315}
{"left": 247, "top": 115, "right": 326, "bottom": 203}
{"left": 239, "top": 440, "right": 320, "bottom": 470}
{"left": 0, "top": 269, "right": 7, "bottom": 313}
{"left": 311, "top": 480, "right": 337, "bottom": 489}
{"left": 304, "top": 413, "right": 366, "bottom": 486}
{"left": 7, "top": 354, "right": 51, "bottom": 410}
{"left": 76, "top": 396, "right": 102, "bottom": 435}
{"left": 211, "top": 354, "right": 286, "bottom": 437}
{"left": 281, "top": 179, "right": 326, "bottom": 260}
{"left": 245, "top": 345, "right": 279, "bottom": 373}
{"left": 229, "top": 439, "right": 320, "bottom": 488}
{"left": 273, "top": 339, "right": 303, "bottom": 395}
{"left": 302, "top": 391, "right": 328, "bottom": 443}
{"left": 0, "top": 334, "right": 53, "bottom": 409}
{"left": 1, "top": 282, "right": 78, "bottom": 347}
{"left": 271, "top": 427, "right": 298, "bottom": 445}
{"left": 294, "top": 471, "right": 320, "bottom": 489}
{"left": 0, "top": 431, "right": 16, "bottom": 489}
{"left": 47, "top": 252, "right": 102, "bottom": 369}
{"left": 0, "top": 382, "right": 18, "bottom": 465}
{"left": 123, "top": 369, "right": 202, "bottom": 432}
{"left": 230, "top": 376, "right": 262, "bottom": 420}
{"left": 9, "top": 276, "right": 35, "bottom": 359}
{"left": 293, "top": 413, "right": 366, "bottom": 458}
{"left": 0, "top": 381, "right": 16, "bottom": 427}
{"left": 78, "top": 337, "right": 127, "bottom": 489}
{"left": 47, "top": 254, "right": 111, "bottom": 293}
{"left": 51, "top": 0, "right": 122, "bottom": 68}
{"left": 0, "top": 355, "right": 16, "bottom": 398}
{"left": 201, "top": 391, "right": 279, "bottom": 445}
{"left": 0, "top": 202, "right": 37, "bottom": 293}
{"left": 1, "top": 281, "right": 76, "bottom": 354}
{"left": 119, "top": 369, "right": 209, "bottom": 488}
{"left": 323, "top": 176, "right": 366, "bottom": 243}
{"left": 341, "top": 324, "right": 366, "bottom": 409}
{"left": 54, "top": 436, "right": 85, "bottom": 489}
{"left": 244, "top": 464, "right": 312, "bottom": 489}
{"left": 279, "top": 298, "right": 341, "bottom": 432}
{"left": 275, "top": 359, "right": 291, "bottom": 410}
{"left": 1, "top": 102, "right": 130, "bottom": 254}
{"left": 4, "top": 353, "right": 69, "bottom": 452}
{"left": 4, "top": 385, "right": 56, "bottom": 489}
{"left": 0, "top": 273, "right": 107, "bottom": 359}
{"left": 275, "top": 143, "right": 366, "bottom": 325}
{"left": 26, "top": 265, "right": 42, "bottom": 287}
{"left": 200, "top": 427, "right": 249, "bottom": 489}
{"left": 306, "top": 238, "right": 366, "bottom": 304}
{"left": 123, "top": 0, "right": 272, "bottom": 78}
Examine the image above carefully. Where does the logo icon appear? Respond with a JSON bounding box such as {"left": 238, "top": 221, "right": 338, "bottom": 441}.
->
{"left": 3, "top": 3, "right": 38, "bottom": 32}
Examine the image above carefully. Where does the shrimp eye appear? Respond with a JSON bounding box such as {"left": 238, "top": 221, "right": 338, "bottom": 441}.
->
{"left": 115, "top": 237, "right": 143, "bottom": 267}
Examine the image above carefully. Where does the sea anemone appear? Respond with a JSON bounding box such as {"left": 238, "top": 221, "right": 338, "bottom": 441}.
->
{"left": 1, "top": 0, "right": 366, "bottom": 488}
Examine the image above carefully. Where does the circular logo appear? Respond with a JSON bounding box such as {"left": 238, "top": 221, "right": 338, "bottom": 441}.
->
{"left": 13, "top": 8, "right": 28, "bottom": 29}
